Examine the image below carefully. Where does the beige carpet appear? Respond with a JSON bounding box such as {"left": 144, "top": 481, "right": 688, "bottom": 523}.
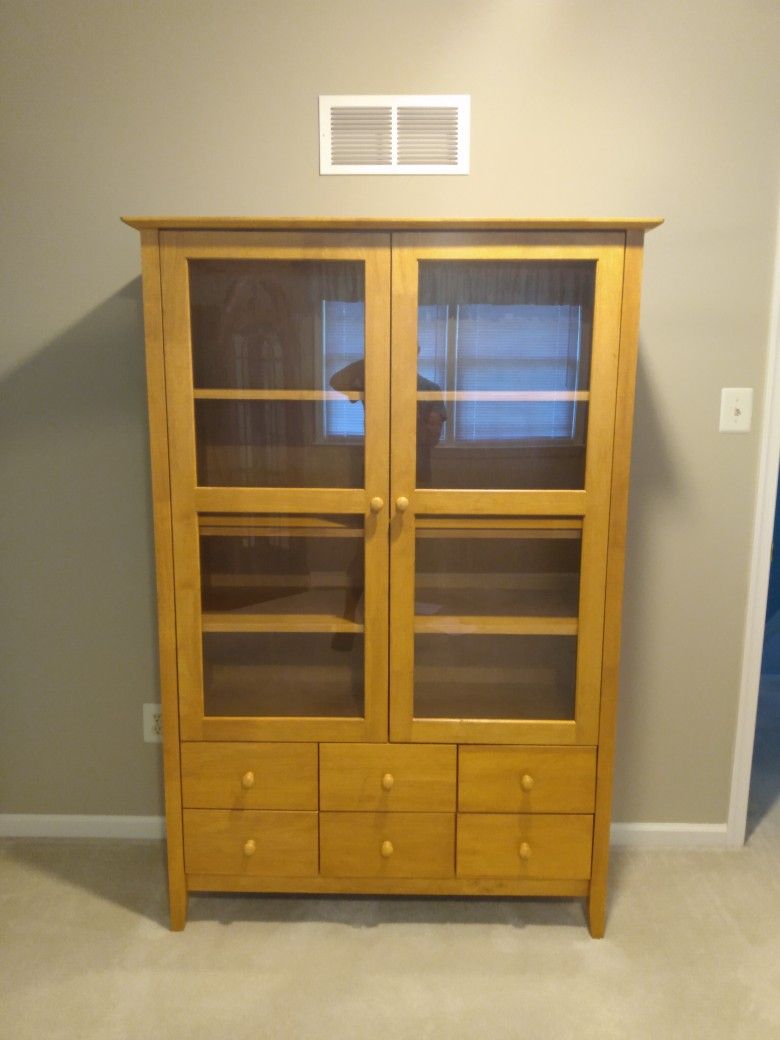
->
{"left": 1, "top": 684, "right": 778, "bottom": 1039}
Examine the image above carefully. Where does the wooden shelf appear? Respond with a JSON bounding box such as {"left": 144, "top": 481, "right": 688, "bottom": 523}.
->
{"left": 200, "top": 515, "right": 361, "bottom": 530}
{"left": 194, "top": 389, "right": 363, "bottom": 402}
{"left": 414, "top": 615, "right": 577, "bottom": 636}
{"left": 416, "top": 391, "right": 589, "bottom": 402}
{"left": 202, "top": 612, "right": 363, "bottom": 634}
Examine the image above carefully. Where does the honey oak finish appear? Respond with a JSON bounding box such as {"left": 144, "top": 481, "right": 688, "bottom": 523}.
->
{"left": 128, "top": 217, "right": 657, "bottom": 935}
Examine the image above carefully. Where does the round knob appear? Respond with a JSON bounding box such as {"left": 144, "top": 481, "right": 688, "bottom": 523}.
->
{"left": 396, "top": 496, "right": 410, "bottom": 513}
{"left": 241, "top": 771, "right": 255, "bottom": 789}
{"left": 380, "top": 840, "right": 394, "bottom": 858}
{"left": 520, "top": 774, "right": 535, "bottom": 792}
{"left": 519, "top": 842, "right": 531, "bottom": 860}
{"left": 381, "top": 773, "right": 394, "bottom": 791}
{"left": 369, "top": 496, "right": 384, "bottom": 513}
{"left": 243, "top": 839, "right": 256, "bottom": 857}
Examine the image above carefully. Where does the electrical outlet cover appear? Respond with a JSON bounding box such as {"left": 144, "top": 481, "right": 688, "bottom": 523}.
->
{"left": 143, "top": 703, "right": 163, "bottom": 743}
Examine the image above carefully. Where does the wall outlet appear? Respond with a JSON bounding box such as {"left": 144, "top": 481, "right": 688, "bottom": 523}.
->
{"left": 143, "top": 703, "right": 163, "bottom": 743}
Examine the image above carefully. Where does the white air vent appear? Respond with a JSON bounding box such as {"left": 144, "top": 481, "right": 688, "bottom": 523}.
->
{"left": 320, "top": 95, "right": 470, "bottom": 175}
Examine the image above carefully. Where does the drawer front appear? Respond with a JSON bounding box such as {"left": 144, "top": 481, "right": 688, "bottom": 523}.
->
{"left": 183, "top": 809, "right": 318, "bottom": 876}
{"left": 320, "top": 812, "right": 455, "bottom": 877}
{"left": 181, "top": 742, "right": 317, "bottom": 809}
{"left": 457, "top": 814, "right": 593, "bottom": 879}
{"left": 458, "top": 746, "right": 596, "bottom": 813}
{"left": 320, "top": 743, "right": 456, "bottom": 811}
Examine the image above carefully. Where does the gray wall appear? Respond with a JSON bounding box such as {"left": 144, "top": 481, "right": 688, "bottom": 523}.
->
{"left": 2, "top": 0, "right": 778, "bottom": 821}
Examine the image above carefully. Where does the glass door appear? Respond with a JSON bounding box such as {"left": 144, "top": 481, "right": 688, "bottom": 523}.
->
{"left": 161, "top": 232, "right": 390, "bottom": 741}
{"left": 389, "top": 233, "right": 625, "bottom": 744}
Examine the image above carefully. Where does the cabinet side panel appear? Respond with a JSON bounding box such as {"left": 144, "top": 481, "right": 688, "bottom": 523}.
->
{"left": 588, "top": 231, "right": 645, "bottom": 938}
{"left": 139, "top": 229, "right": 187, "bottom": 930}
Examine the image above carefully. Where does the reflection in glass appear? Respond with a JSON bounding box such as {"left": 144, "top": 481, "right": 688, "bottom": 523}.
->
{"left": 200, "top": 515, "right": 364, "bottom": 616}
{"left": 203, "top": 633, "right": 364, "bottom": 718}
{"left": 190, "top": 260, "right": 365, "bottom": 390}
{"left": 416, "top": 261, "right": 595, "bottom": 489}
{"left": 199, "top": 515, "right": 365, "bottom": 718}
{"left": 414, "top": 634, "right": 576, "bottom": 720}
{"left": 415, "top": 526, "right": 581, "bottom": 619}
{"left": 195, "top": 400, "right": 364, "bottom": 487}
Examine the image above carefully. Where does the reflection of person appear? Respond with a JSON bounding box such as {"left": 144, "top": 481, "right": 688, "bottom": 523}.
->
{"left": 329, "top": 353, "right": 447, "bottom": 648}
{"left": 329, "top": 354, "right": 447, "bottom": 487}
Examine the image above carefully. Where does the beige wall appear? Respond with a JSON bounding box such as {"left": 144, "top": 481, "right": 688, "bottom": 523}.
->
{"left": 1, "top": 0, "right": 778, "bottom": 821}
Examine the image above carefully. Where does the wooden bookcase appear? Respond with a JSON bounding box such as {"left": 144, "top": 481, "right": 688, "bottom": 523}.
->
{"left": 124, "top": 217, "right": 660, "bottom": 934}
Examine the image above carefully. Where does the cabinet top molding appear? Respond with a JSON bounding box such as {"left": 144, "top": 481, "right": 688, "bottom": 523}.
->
{"left": 122, "top": 216, "right": 663, "bottom": 232}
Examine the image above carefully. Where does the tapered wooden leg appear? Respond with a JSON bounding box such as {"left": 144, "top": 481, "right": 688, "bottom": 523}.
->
{"left": 169, "top": 877, "right": 188, "bottom": 931}
{"left": 587, "top": 881, "right": 606, "bottom": 938}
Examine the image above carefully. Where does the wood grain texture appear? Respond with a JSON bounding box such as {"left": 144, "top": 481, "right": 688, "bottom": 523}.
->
{"left": 185, "top": 874, "right": 589, "bottom": 897}
{"left": 320, "top": 812, "right": 455, "bottom": 877}
{"left": 588, "top": 230, "right": 646, "bottom": 939}
{"left": 320, "top": 744, "right": 456, "bottom": 811}
{"left": 362, "top": 240, "right": 392, "bottom": 742}
{"left": 139, "top": 229, "right": 188, "bottom": 931}
{"left": 124, "top": 217, "right": 663, "bottom": 232}
{"left": 180, "top": 742, "right": 318, "bottom": 809}
{"left": 457, "top": 814, "right": 593, "bottom": 879}
{"left": 414, "top": 615, "right": 577, "bottom": 636}
{"left": 200, "top": 613, "right": 364, "bottom": 634}
{"left": 458, "top": 746, "right": 597, "bottom": 813}
{"left": 128, "top": 218, "right": 658, "bottom": 933}
{"left": 183, "top": 809, "right": 318, "bottom": 876}
{"left": 572, "top": 240, "right": 626, "bottom": 744}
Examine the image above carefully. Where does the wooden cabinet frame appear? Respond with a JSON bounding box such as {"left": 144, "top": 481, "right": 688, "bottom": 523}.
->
{"left": 125, "top": 217, "right": 660, "bottom": 935}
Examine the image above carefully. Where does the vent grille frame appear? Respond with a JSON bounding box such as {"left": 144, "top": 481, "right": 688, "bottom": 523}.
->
{"left": 319, "top": 95, "right": 470, "bottom": 175}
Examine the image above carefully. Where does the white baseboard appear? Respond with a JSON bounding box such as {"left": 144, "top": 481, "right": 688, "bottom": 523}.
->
{"left": 0, "top": 814, "right": 165, "bottom": 839}
{"left": 610, "top": 822, "right": 729, "bottom": 847}
{"left": 1, "top": 814, "right": 729, "bottom": 847}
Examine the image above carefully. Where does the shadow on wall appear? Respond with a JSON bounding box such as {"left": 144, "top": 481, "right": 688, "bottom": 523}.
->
{"left": 0, "top": 279, "right": 164, "bottom": 817}
{"left": 612, "top": 347, "right": 682, "bottom": 804}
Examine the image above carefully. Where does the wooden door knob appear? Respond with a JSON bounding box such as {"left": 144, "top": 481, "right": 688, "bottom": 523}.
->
{"left": 519, "top": 842, "right": 531, "bottom": 860}
{"left": 380, "top": 840, "right": 394, "bottom": 858}
{"left": 381, "top": 773, "right": 394, "bottom": 791}
{"left": 369, "top": 496, "right": 384, "bottom": 513}
{"left": 241, "top": 771, "right": 255, "bottom": 789}
{"left": 395, "top": 496, "right": 410, "bottom": 513}
{"left": 243, "top": 839, "right": 256, "bottom": 857}
{"left": 520, "top": 774, "right": 535, "bottom": 792}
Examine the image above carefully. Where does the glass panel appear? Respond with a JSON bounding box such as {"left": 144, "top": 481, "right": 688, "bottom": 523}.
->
{"left": 415, "top": 524, "right": 581, "bottom": 618}
{"left": 203, "top": 633, "right": 364, "bottom": 718}
{"left": 195, "top": 400, "right": 364, "bottom": 487}
{"left": 415, "top": 261, "right": 595, "bottom": 489}
{"left": 200, "top": 515, "right": 364, "bottom": 718}
{"left": 414, "top": 634, "right": 576, "bottom": 720}
{"left": 413, "top": 521, "right": 580, "bottom": 721}
{"left": 189, "top": 260, "right": 365, "bottom": 390}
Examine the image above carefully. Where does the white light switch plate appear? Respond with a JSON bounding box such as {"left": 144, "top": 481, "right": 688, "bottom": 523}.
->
{"left": 719, "top": 388, "right": 753, "bottom": 432}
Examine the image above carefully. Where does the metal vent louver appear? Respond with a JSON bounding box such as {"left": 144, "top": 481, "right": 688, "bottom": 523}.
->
{"left": 320, "top": 95, "right": 470, "bottom": 175}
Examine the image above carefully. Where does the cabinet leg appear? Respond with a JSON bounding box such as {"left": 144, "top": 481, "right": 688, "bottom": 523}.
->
{"left": 587, "top": 882, "right": 606, "bottom": 939}
{"left": 169, "top": 879, "right": 188, "bottom": 931}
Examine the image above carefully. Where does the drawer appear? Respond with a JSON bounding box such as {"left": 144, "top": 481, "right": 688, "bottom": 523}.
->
{"left": 183, "top": 809, "right": 318, "bottom": 876}
{"left": 320, "top": 812, "right": 455, "bottom": 878}
{"left": 181, "top": 742, "right": 317, "bottom": 809}
{"left": 457, "top": 814, "right": 593, "bottom": 879}
{"left": 320, "top": 743, "right": 456, "bottom": 811}
{"left": 458, "top": 746, "right": 596, "bottom": 813}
